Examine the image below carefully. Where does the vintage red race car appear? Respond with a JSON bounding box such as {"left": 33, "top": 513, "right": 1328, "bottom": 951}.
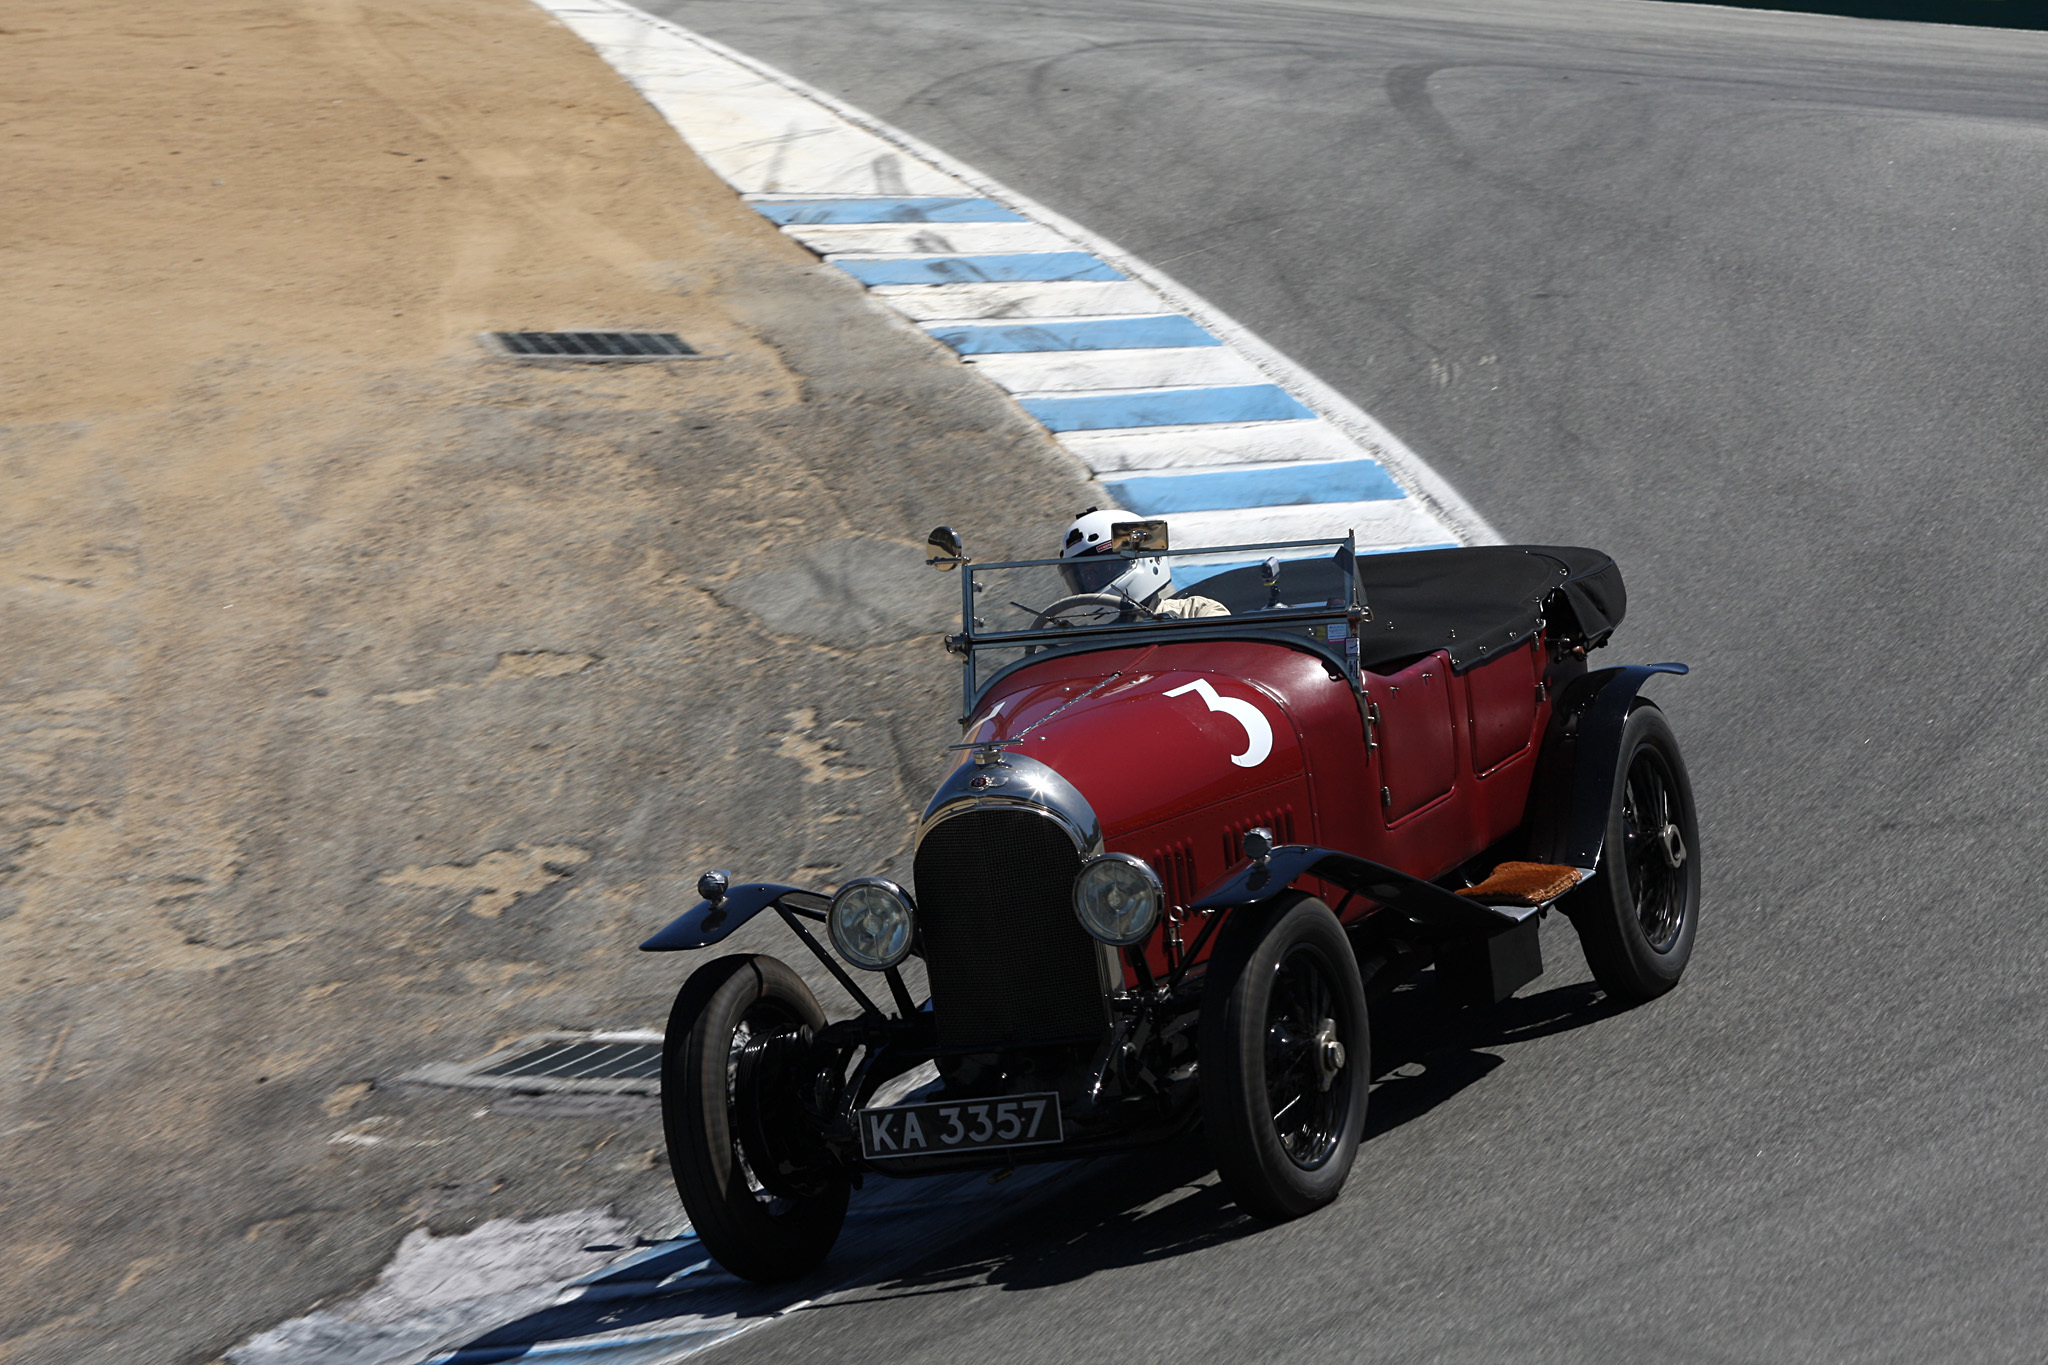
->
{"left": 642, "top": 522, "right": 1700, "bottom": 1281}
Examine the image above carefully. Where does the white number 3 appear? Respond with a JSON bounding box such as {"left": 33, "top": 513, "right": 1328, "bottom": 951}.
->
{"left": 1164, "top": 678, "right": 1273, "bottom": 768}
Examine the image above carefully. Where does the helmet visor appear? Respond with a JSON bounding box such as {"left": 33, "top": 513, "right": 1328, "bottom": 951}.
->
{"left": 1059, "top": 551, "right": 1126, "bottom": 597}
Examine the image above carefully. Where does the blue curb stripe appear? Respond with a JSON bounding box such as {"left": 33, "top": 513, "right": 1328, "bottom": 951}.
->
{"left": 930, "top": 314, "right": 1222, "bottom": 355}
{"left": 1109, "top": 458, "right": 1408, "bottom": 513}
{"left": 750, "top": 197, "right": 1027, "bottom": 225}
{"left": 1020, "top": 384, "right": 1315, "bottom": 433}
{"left": 833, "top": 253, "right": 1122, "bottom": 287}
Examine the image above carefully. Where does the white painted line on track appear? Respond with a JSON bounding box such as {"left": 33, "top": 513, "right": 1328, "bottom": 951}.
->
{"left": 873, "top": 281, "right": 1174, "bottom": 322}
{"left": 1060, "top": 421, "right": 1373, "bottom": 475}
{"left": 967, "top": 346, "right": 1272, "bottom": 396}
{"left": 780, "top": 220, "right": 1076, "bottom": 256}
{"left": 528, "top": 0, "right": 1500, "bottom": 550}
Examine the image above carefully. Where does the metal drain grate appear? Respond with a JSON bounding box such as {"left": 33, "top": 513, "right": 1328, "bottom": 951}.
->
{"left": 486, "top": 331, "right": 698, "bottom": 360}
{"left": 399, "top": 1030, "right": 664, "bottom": 1096}
{"left": 479, "top": 1040, "right": 662, "bottom": 1082}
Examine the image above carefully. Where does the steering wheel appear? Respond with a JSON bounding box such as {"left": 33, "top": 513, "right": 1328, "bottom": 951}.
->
{"left": 1029, "top": 593, "right": 1145, "bottom": 630}
{"left": 1023, "top": 593, "right": 1151, "bottom": 654}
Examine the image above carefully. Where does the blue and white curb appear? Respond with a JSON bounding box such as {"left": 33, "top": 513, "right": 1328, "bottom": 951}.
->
{"left": 526, "top": 0, "right": 1501, "bottom": 554}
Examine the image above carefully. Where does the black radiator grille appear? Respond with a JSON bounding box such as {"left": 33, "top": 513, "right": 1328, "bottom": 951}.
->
{"left": 914, "top": 808, "right": 1107, "bottom": 1049}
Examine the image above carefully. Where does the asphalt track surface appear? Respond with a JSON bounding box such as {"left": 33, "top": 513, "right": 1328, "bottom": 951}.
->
{"left": 618, "top": 2, "right": 2048, "bottom": 1359}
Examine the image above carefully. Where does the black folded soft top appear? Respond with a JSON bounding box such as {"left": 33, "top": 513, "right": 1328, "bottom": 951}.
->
{"left": 1187, "top": 544, "right": 1624, "bottom": 675}
{"left": 1352, "top": 545, "right": 1625, "bottom": 672}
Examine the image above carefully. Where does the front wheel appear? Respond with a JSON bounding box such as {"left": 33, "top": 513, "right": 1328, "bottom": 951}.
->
{"left": 661, "top": 954, "right": 849, "bottom": 1282}
{"left": 1199, "top": 893, "right": 1370, "bottom": 1220}
{"left": 1565, "top": 703, "right": 1701, "bottom": 1003}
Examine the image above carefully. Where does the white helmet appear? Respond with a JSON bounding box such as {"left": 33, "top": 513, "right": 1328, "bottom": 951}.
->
{"left": 1058, "top": 507, "right": 1171, "bottom": 605}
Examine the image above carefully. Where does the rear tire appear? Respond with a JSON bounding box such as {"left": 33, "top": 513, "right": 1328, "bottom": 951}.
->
{"left": 1199, "top": 893, "right": 1370, "bottom": 1220}
{"left": 1566, "top": 704, "right": 1701, "bottom": 1003}
{"left": 661, "top": 954, "right": 849, "bottom": 1282}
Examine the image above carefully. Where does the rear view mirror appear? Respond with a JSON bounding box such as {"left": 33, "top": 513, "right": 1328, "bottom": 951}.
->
{"left": 1108, "top": 519, "right": 1169, "bottom": 554}
{"left": 926, "top": 525, "right": 967, "bottom": 570}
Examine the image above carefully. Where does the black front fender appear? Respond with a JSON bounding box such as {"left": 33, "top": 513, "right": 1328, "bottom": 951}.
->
{"left": 640, "top": 883, "right": 826, "bottom": 951}
{"left": 1525, "top": 662, "right": 1689, "bottom": 870}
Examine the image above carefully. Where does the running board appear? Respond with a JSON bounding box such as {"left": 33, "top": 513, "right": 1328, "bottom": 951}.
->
{"left": 1191, "top": 845, "right": 1549, "bottom": 938}
{"left": 1454, "top": 861, "right": 1592, "bottom": 919}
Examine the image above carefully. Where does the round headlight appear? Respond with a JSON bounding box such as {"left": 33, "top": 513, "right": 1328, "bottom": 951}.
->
{"left": 1072, "top": 854, "right": 1163, "bottom": 947}
{"left": 828, "top": 878, "right": 916, "bottom": 971}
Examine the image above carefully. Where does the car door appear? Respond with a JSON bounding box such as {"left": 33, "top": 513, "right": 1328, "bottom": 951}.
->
{"left": 1370, "top": 652, "right": 1457, "bottom": 823}
{"left": 1464, "top": 639, "right": 1541, "bottom": 777}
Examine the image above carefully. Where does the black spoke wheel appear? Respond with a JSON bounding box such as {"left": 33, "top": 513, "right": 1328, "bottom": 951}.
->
{"left": 1200, "top": 893, "right": 1369, "bottom": 1220}
{"left": 661, "top": 954, "right": 848, "bottom": 1282}
{"left": 1565, "top": 703, "right": 1702, "bottom": 1003}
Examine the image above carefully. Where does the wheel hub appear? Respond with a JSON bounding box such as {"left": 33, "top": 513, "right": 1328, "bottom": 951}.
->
{"left": 1658, "top": 822, "right": 1686, "bottom": 869}
{"left": 1312, "top": 1018, "right": 1345, "bottom": 1092}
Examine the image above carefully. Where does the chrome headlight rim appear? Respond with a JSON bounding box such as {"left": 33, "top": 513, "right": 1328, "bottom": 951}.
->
{"left": 828, "top": 877, "right": 917, "bottom": 971}
{"left": 1071, "top": 852, "right": 1164, "bottom": 948}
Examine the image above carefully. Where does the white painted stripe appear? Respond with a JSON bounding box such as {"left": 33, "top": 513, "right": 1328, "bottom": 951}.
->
{"left": 872, "top": 281, "right": 1173, "bottom": 322}
{"left": 1059, "top": 420, "right": 1367, "bottom": 474}
{"left": 966, "top": 346, "right": 1270, "bottom": 395}
{"left": 1162, "top": 499, "right": 1454, "bottom": 552}
{"left": 781, "top": 220, "right": 1074, "bottom": 256}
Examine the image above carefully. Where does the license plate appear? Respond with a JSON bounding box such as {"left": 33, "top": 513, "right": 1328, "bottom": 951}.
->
{"left": 858, "top": 1092, "right": 1062, "bottom": 1160}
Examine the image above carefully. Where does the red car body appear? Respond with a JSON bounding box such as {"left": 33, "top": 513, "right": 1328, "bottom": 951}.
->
{"left": 970, "top": 635, "right": 1552, "bottom": 983}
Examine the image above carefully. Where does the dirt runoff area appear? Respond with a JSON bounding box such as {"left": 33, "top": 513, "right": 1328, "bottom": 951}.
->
{"left": 0, "top": 3, "right": 1089, "bottom": 1361}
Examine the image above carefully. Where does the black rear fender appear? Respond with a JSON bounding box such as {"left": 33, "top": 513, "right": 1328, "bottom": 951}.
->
{"left": 1524, "top": 663, "right": 1689, "bottom": 871}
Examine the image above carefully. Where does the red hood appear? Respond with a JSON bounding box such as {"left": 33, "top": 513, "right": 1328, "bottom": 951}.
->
{"left": 964, "top": 648, "right": 1307, "bottom": 837}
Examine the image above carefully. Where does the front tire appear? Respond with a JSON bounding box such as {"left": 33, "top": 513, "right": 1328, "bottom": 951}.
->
{"left": 1199, "top": 893, "right": 1370, "bottom": 1220}
{"left": 1566, "top": 703, "right": 1701, "bottom": 1003}
{"left": 661, "top": 954, "right": 849, "bottom": 1282}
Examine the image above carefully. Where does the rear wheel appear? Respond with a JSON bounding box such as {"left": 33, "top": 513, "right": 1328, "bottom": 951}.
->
{"left": 1566, "top": 704, "right": 1701, "bottom": 1003}
{"left": 1199, "top": 894, "right": 1369, "bottom": 1220}
{"left": 661, "top": 954, "right": 848, "bottom": 1282}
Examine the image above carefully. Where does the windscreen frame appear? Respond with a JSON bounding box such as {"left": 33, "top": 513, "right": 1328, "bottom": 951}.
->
{"left": 954, "top": 534, "right": 1365, "bottom": 718}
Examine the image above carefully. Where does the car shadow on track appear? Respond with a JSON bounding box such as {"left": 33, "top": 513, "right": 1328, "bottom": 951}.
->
{"left": 809, "top": 1148, "right": 1252, "bottom": 1306}
{"left": 805, "top": 976, "right": 1627, "bottom": 1308}
{"left": 1365, "top": 974, "right": 1621, "bottom": 1137}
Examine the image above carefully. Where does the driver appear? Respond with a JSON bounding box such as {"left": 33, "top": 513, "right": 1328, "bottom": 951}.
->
{"left": 1059, "top": 508, "right": 1228, "bottom": 619}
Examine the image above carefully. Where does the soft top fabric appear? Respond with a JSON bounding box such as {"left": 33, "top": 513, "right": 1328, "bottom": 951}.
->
{"left": 1182, "top": 545, "right": 1624, "bottom": 674}
{"left": 1352, "top": 545, "right": 1624, "bottom": 672}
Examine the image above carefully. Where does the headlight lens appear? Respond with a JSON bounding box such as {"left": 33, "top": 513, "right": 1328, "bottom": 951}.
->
{"left": 828, "top": 878, "right": 916, "bottom": 971}
{"left": 1072, "top": 853, "right": 1163, "bottom": 946}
